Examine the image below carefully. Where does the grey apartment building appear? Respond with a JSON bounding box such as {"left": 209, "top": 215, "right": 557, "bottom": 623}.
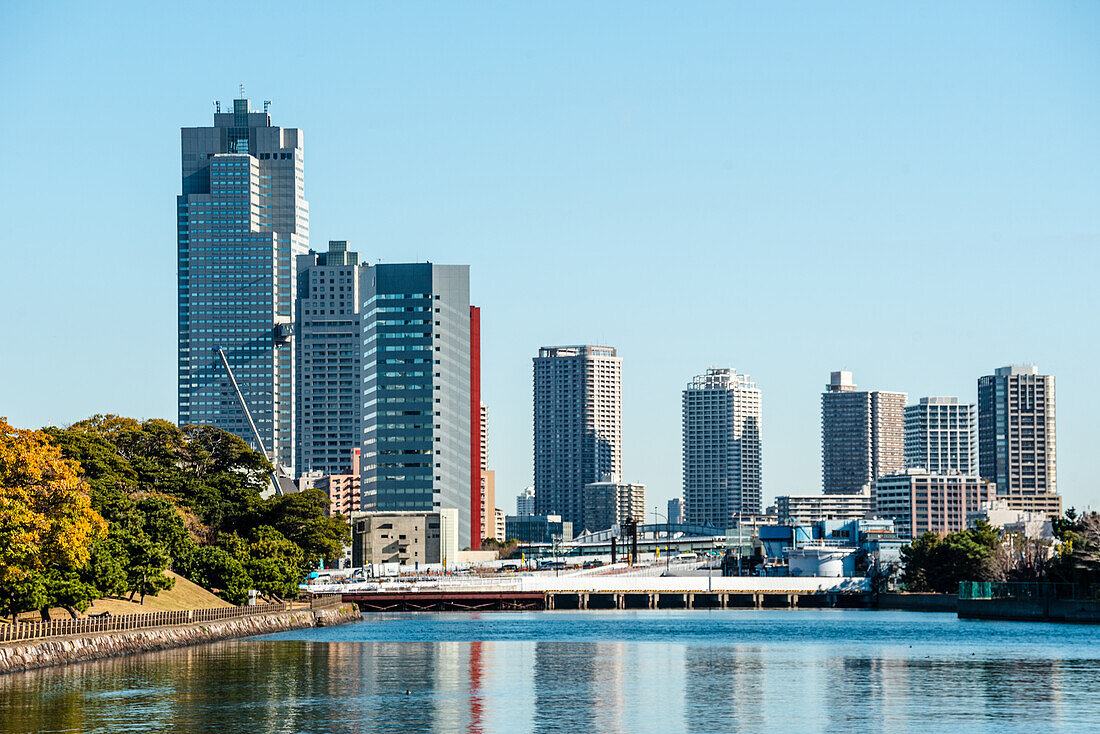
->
{"left": 177, "top": 96, "right": 308, "bottom": 472}
{"left": 905, "top": 397, "right": 975, "bottom": 475}
{"left": 978, "top": 365, "right": 1060, "bottom": 516}
{"left": 360, "top": 263, "right": 474, "bottom": 548}
{"left": 295, "top": 241, "right": 362, "bottom": 476}
{"left": 821, "top": 371, "right": 906, "bottom": 495}
{"left": 533, "top": 346, "right": 622, "bottom": 526}
{"left": 682, "top": 367, "right": 762, "bottom": 525}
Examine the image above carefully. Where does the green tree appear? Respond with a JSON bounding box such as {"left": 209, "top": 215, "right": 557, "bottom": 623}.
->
{"left": 0, "top": 572, "right": 46, "bottom": 623}
{"left": 265, "top": 489, "right": 349, "bottom": 569}
{"left": 176, "top": 546, "right": 252, "bottom": 605}
{"left": 82, "top": 536, "right": 128, "bottom": 599}
{"left": 39, "top": 569, "right": 99, "bottom": 621}
{"left": 900, "top": 524, "right": 999, "bottom": 593}
{"left": 121, "top": 532, "right": 175, "bottom": 604}
{"left": 241, "top": 527, "right": 304, "bottom": 601}
{"left": 135, "top": 495, "right": 195, "bottom": 563}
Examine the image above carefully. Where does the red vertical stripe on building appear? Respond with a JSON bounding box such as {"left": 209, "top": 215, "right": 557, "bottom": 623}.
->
{"left": 470, "top": 306, "right": 482, "bottom": 551}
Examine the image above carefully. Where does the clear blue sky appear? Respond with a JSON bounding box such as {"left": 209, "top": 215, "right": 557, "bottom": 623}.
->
{"left": 2, "top": 2, "right": 1098, "bottom": 512}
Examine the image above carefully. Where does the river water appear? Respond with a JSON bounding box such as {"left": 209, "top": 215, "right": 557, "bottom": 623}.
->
{"left": 2, "top": 610, "right": 1098, "bottom": 733}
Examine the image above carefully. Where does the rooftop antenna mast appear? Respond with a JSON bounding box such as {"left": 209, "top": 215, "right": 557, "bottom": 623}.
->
{"left": 239, "top": 82, "right": 245, "bottom": 98}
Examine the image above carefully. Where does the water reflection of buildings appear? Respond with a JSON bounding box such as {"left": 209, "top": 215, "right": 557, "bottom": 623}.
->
{"left": 533, "top": 641, "right": 599, "bottom": 733}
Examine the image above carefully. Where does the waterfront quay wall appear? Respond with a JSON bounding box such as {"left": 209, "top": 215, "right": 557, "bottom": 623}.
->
{"left": 0, "top": 605, "right": 360, "bottom": 676}
{"left": 958, "top": 598, "right": 1100, "bottom": 623}
{"left": 876, "top": 593, "right": 957, "bottom": 613}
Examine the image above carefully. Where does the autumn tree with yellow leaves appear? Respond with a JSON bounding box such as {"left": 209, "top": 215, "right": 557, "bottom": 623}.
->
{"left": 0, "top": 418, "right": 107, "bottom": 621}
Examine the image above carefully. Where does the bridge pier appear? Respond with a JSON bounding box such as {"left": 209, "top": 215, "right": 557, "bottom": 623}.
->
{"left": 787, "top": 594, "right": 799, "bottom": 609}
{"left": 754, "top": 593, "right": 763, "bottom": 609}
{"left": 580, "top": 593, "right": 588, "bottom": 610}
{"left": 720, "top": 593, "right": 728, "bottom": 609}
{"left": 648, "top": 593, "right": 657, "bottom": 609}
{"left": 685, "top": 593, "right": 694, "bottom": 609}
{"left": 545, "top": 593, "right": 555, "bottom": 610}
{"left": 614, "top": 593, "right": 625, "bottom": 610}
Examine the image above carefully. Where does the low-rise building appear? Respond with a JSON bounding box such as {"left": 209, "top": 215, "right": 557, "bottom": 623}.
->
{"left": 967, "top": 500, "right": 1054, "bottom": 540}
{"left": 350, "top": 509, "right": 459, "bottom": 567}
{"left": 775, "top": 489, "right": 873, "bottom": 525}
{"left": 581, "top": 480, "right": 646, "bottom": 533}
{"left": 494, "top": 508, "right": 506, "bottom": 541}
{"left": 873, "top": 469, "right": 995, "bottom": 540}
{"left": 298, "top": 448, "right": 361, "bottom": 518}
{"left": 505, "top": 514, "right": 573, "bottom": 544}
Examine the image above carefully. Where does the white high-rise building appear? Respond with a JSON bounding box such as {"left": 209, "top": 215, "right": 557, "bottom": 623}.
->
{"left": 682, "top": 368, "right": 762, "bottom": 525}
{"left": 516, "top": 486, "right": 535, "bottom": 517}
{"left": 178, "top": 95, "right": 309, "bottom": 472}
{"left": 905, "top": 397, "right": 975, "bottom": 475}
{"left": 533, "top": 346, "right": 622, "bottom": 526}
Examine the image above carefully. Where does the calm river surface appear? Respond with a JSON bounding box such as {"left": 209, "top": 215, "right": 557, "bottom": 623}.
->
{"left": 2, "top": 610, "right": 1099, "bottom": 733}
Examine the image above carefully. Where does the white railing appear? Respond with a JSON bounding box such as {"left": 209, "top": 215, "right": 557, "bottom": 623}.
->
{"left": 316, "top": 574, "right": 870, "bottom": 595}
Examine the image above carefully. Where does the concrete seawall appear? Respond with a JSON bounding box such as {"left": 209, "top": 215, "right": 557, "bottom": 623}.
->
{"left": 0, "top": 604, "right": 360, "bottom": 676}
{"left": 958, "top": 597, "right": 1100, "bottom": 623}
{"left": 876, "top": 593, "right": 957, "bottom": 613}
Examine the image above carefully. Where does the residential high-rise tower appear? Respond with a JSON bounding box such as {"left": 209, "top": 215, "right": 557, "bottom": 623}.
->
{"left": 682, "top": 367, "right": 762, "bottom": 525}
{"left": 533, "top": 345, "right": 622, "bottom": 526}
{"left": 978, "top": 365, "right": 1059, "bottom": 516}
{"left": 821, "top": 371, "right": 906, "bottom": 495}
{"left": 177, "top": 96, "right": 309, "bottom": 472}
{"left": 904, "top": 397, "right": 975, "bottom": 475}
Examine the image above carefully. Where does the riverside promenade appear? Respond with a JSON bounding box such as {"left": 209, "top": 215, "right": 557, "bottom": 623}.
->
{"left": 0, "top": 600, "right": 361, "bottom": 675}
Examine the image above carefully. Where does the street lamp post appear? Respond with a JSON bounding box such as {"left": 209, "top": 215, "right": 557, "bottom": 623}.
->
{"left": 653, "top": 508, "right": 670, "bottom": 573}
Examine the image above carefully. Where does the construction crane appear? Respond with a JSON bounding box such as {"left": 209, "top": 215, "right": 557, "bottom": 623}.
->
{"left": 216, "top": 346, "right": 294, "bottom": 497}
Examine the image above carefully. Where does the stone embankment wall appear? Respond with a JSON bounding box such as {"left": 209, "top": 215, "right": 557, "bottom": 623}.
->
{"left": 0, "top": 604, "right": 360, "bottom": 676}
{"left": 876, "top": 593, "right": 958, "bottom": 613}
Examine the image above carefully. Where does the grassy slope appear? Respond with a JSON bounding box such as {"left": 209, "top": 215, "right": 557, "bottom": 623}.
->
{"left": 14, "top": 572, "right": 234, "bottom": 621}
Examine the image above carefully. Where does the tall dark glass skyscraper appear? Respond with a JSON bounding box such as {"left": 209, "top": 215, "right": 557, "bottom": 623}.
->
{"left": 177, "top": 96, "right": 309, "bottom": 473}
{"left": 359, "top": 263, "right": 474, "bottom": 548}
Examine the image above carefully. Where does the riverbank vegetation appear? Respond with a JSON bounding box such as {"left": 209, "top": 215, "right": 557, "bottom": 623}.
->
{"left": 1, "top": 416, "right": 349, "bottom": 622}
{"left": 900, "top": 511, "right": 1100, "bottom": 594}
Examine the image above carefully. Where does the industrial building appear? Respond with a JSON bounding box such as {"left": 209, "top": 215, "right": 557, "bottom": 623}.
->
{"left": 349, "top": 509, "right": 459, "bottom": 567}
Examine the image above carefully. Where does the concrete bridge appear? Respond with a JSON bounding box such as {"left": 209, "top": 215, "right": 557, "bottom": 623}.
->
{"left": 312, "top": 575, "right": 871, "bottom": 612}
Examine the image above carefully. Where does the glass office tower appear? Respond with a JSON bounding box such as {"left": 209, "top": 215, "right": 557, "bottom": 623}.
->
{"left": 177, "top": 96, "right": 309, "bottom": 472}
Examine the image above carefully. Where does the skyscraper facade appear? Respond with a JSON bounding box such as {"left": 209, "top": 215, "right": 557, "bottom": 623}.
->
{"left": 682, "top": 367, "right": 762, "bottom": 525}
{"left": 178, "top": 96, "right": 309, "bottom": 472}
{"left": 978, "top": 365, "right": 1059, "bottom": 515}
{"left": 295, "top": 241, "right": 362, "bottom": 476}
{"left": 821, "top": 371, "right": 906, "bottom": 495}
{"left": 904, "top": 397, "right": 975, "bottom": 475}
{"left": 359, "top": 263, "right": 474, "bottom": 547}
{"left": 533, "top": 345, "right": 622, "bottom": 526}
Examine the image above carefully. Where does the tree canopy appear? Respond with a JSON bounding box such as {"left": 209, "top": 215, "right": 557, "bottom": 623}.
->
{"left": 1, "top": 415, "right": 350, "bottom": 620}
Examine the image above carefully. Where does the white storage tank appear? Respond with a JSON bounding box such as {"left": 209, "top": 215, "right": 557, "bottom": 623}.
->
{"left": 786, "top": 546, "right": 855, "bottom": 577}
